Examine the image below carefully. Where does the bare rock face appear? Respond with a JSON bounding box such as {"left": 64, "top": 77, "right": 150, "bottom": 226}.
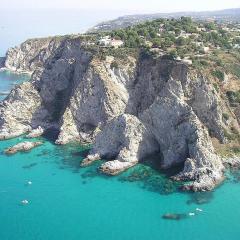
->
{"left": 4, "top": 37, "right": 65, "bottom": 73}
{"left": 186, "top": 75, "right": 226, "bottom": 143}
{"left": 0, "top": 57, "right": 5, "bottom": 68}
{"left": 1, "top": 36, "right": 238, "bottom": 191}
{"left": 84, "top": 114, "right": 159, "bottom": 174}
{"left": 4, "top": 141, "right": 43, "bottom": 154}
{"left": 26, "top": 126, "right": 44, "bottom": 138}
{"left": 222, "top": 156, "right": 240, "bottom": 168}
{"left": 0, "top": 82, "right": 43, "bottom": 139}
{"left": 56, "top": 56, "right": 135, "bottom": 144}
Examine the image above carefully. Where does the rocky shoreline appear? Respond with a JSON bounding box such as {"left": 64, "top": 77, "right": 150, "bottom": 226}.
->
{"left": 0, "top": 36, "right": 239, "bottom": 191}
{"left": 4, "top": 141, "right": 43, "bottom": 155}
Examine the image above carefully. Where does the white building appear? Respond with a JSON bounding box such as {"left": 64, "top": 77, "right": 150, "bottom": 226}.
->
{"left": 98, "top": 36, "right": 124, "bottom": 48}
{"left": 99, "top": 36, "right": 111, "bottom": 46}
{"left": 203, "top": 46, "right": 210, "bottom": 53}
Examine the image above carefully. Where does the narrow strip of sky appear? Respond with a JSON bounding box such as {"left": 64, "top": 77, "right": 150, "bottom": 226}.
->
{"left": 2, "top": 0, "right": 240, "bottom": 13}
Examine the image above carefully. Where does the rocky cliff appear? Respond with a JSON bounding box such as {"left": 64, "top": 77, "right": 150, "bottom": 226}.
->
{"left": 1, "top": 36, "right": 239, "bottom": 191}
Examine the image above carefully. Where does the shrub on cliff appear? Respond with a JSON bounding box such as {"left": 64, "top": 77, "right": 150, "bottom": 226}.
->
{"left": 212, "top": 70, "right": 224, "bottom": 81}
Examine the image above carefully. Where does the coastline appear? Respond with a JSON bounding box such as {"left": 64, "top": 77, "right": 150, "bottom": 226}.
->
{"left": 0, "top": 66, "right": 33, "bottom": 75}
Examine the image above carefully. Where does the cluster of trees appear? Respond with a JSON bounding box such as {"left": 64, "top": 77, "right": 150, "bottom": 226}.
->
{"left": 226, "top": 90, "right": 240, "bottom": 106}
{"left": 107, "top": 17, "right": 237, "bottom": 53}
{"left": 110, "top": 17, "right": 197, "bottom": 49}
{"left": 199, "top": 31, "right": 232, "bottom": 49}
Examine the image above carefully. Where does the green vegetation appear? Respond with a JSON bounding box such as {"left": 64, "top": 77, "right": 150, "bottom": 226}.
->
{"left": 226, "top": 90, "right": 240, "bottom": 106}
{"left": 110, "top": 61, "right": 119, "bottom": 69}
{"left": 231, "top": 146, "right": 240, "bottom": 155}
{"left": 226, "top": 64, "right": 240, "bottom": 78}
{"left": 222, "top": 113, "right": 230, "bottom": 121}
{"left": 213, "top": 83, "right": 220, "bottom": 93}
{"left": 217, "top": 146, "right": 240, "bottom": 157}
{"left": 103, "top": 17, "right": 240, "bottom": 59}
{"left": 212, "top": 70, "right": 225, "bottom": 81}
{"left": 224, "top": 128, "right": 240, "bottom": 142}
{"left": 92, "top": 18, "right": 240, "bottom": 80}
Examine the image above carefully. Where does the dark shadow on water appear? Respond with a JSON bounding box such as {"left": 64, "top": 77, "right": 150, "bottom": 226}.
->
{"left": 53, "top": 146, "right": 197, "bottom": 197}
{"left": 227, "top": 169, "right": 240, "bottom": 183}
{"left": 22, "top": 163, "right": 38, "bottom": 169}
{"left": 51, "top": 143, "right": 92, "bottom": 171}
{"left": 42, "top": 143, "right": 221, "bottom": 202}
{"left": 118, "top": 154, "right": 184, "bottom": 195}
{"left": 71, "top": 149, "right": 90, "bottom": 158}
{"left": 118, "top": 164, "right": 182, "bottom": 195}
{"left": 36, "top": 149, "right": 51, "bottom": 157}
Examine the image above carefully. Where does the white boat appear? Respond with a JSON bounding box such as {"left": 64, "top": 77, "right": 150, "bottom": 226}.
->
{"left": 21, "top": 200, "right": 29, "bottom": 205}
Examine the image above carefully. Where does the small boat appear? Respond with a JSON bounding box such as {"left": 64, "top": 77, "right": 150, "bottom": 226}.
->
{"left": 196, "top": 208, "right": 203, "bottom": 212}
{"left": 189, "top": 212, "right": 195, "bottom": 216}
{"left": 21, "top": 200, "right": 29, "bottom": 205}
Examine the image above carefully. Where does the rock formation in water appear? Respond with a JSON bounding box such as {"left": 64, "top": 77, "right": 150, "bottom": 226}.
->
{"left": 0, "top": 35, "right": 239, "bottom": 191}
{"left": 4, "top": 141, "right": 43, "bottom": 154}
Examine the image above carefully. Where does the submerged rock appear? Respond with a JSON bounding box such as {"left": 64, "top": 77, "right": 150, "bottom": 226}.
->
{"left": 162, "top": 213, "right": 188, "bottom": 221}
{"left": 187, "top": 191, "right": 214, "bottom": 205}
{"left": 4, "top": 141, "right": 43, "bottom": 155}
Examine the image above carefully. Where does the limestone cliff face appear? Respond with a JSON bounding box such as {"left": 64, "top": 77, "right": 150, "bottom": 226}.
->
{"left": 1, "top": 36, "right": 238, "bottom": 191}
{"left": 4, "top": 37, "right": 66, "bottom": 73}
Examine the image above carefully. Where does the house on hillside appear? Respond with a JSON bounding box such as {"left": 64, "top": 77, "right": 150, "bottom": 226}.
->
{"left": 99, "top": 36, "right": 111, "bottom": 46}
{"left": 203, "top": 46, "right": 210, "bottom": 53}
{"left": 98, "top": 36, "right": 124, "bottom": 48}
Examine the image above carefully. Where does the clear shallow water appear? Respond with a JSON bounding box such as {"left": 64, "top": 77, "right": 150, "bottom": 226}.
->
{"left": 0, "top": 70, "right": 30, "bottom": 100}
{"left": 0, "top": 72, "right": 240, "bottom": 240}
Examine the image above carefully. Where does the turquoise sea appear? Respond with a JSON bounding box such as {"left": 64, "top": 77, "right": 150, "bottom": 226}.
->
{"left": 1, "top": 71, "right": 240, "bottom": 239}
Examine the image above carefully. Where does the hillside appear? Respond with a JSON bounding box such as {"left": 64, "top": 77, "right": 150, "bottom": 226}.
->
{"left": 0, "top": 18, "right": 240, "bottom": 191}
{"left": 89, "top": 8, "right": 240, "bottom": 32}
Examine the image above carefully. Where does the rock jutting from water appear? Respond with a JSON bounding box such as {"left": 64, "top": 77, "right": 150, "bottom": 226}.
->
{"left": 4, "top": 141, "right": 43, "bottom": 154}
{"left": 0, "top": 35, "right": 239, "bottom": 191}
{"left": 26, "top": 126, "right": 45, "bottom": 138}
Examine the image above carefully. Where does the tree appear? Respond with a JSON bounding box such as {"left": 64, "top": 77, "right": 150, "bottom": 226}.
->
{"left": 152, "top": 38, "right": 161, "bottom": 48}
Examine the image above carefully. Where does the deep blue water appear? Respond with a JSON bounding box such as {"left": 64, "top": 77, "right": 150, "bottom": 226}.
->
{"left": 0, "top": 68, "right": 240, "bottom": 240}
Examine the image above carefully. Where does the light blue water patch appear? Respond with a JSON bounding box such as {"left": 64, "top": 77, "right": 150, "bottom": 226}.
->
{"left": 0, "top": 137, "right": 240, "bottom": 240}
{"left": 0, "top": 70, "right": 30, "bottom": 100}
{"left": 0, "top": 67, "right": 240, "bottom": 240}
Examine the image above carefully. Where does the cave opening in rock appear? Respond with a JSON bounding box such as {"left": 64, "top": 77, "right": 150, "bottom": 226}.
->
{"left": 42, "top": 127, "right": 60, "bottom": 142}
{"left": 140, "top": 151, "right": 185, "bottom": 178}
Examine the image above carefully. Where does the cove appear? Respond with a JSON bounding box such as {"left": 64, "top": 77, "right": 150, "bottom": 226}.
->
{"left": 0, "top": 71, "right": 240, "bottom": 240}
